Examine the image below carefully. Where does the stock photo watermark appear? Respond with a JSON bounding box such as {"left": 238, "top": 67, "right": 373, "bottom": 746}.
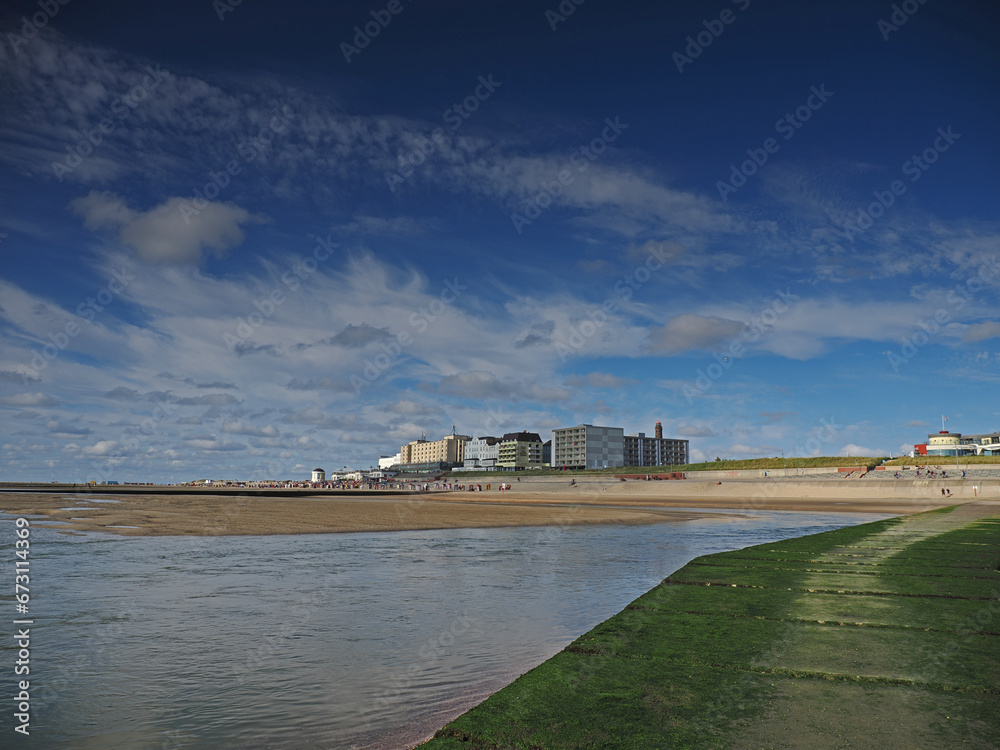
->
{"left": 918, "top": 589, "right": 1000, "bottom": 684}
{"left": 213, "top": 0, "right": 247, "bottom": 22}
{"left": 234, "top": 580, "right": 339, "bottom": 686}
{"left": 510, "top": 115, "right": 628, "bottom": 234}
{"left": 87, "top": 399, "right": 178, "bottom": 483}
{"left": 222, "top": 235, "right": 338, "bottom": 353}
{"left": 683, "top": 288, "right": 799, "bottom": 402}
{"left": 545, "top": 0, "right": 586, "bottom": 31}
{"left": 884, "top": 254, "right": 997, "bottom": 372}
{"left": 5, "top": 0, "right": 71, "bottom": 55}
{"left": 51, "top": 66, "right": 169, "bottom": 182}
{"left": 877, "top": 0, "right": 929, "bottom": 41}
{"left": 361, "top": 611, "right": 479, "bottom": 730}
{"left": 794, "top": 418, "right": 841, "bottom": 458}
{"left": 554, "top": 243, "right": 678, "bottom": 361}
{"left": 672, "top": 0, "right": 751, "bottom": 73}
{"left": 716, "top": 84, "right": 833, "bottom": 201}
{"left": 841, "top": 126, "right": 959, "bottom": 243}
{"left": 340, "top": 0, "right": 411, "bottom": 63}
{"left": 350, "top": 277, "right": 466, "bottom": 393}
{"left": 18, "top": 265, "right": 136, "bottom": 382}
{"left": 177, "top": 106, "right": 295, "bottom": 224}
{"left": 384, "top": 74, "right": 502, "bottom": 192}
{"left": 11, "top": 518, "right": 32, "bottom": 735}
{"left": 33, "top": 605, "right": 143, "bottom": 720}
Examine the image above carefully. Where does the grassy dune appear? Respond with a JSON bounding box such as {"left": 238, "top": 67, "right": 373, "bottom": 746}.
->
{"left": 451, "top": 456, "right": 884, "bottom": 478}
{"left": 669, "top": 456, "right": 883, "bottom": 472}
{"left": 419, "top": 505, "right": 1000, "bottom": 749}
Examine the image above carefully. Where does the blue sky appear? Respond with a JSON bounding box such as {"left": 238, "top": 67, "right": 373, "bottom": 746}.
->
{"left": 1, "top": 0, "right": 998, "bottom": 482}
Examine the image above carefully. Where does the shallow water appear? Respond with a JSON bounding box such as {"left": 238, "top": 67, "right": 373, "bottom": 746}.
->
{"left": 0, "top": 509, "right": 889, "bottom": 749}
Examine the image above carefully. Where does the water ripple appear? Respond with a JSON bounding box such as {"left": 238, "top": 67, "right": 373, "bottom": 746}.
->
{"left": 0, "top": 510, "right": 887, "bottom": 749}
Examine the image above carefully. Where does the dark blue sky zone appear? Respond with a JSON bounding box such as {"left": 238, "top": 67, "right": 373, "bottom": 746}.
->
{"left": 0, "top": 0, "right": 998, "bottom": 480}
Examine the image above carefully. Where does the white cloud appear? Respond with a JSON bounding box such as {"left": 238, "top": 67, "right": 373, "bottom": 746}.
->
{"left": 838, "top": 443, "right": 886, "bottom": 457}
{"left": 0, "top": 369, "right": 40, "bottom": 383}
{"left": 676, "top": 424, "right": 717, "bottom": 438}
{"left": 674, "top": 293, "right": 997, "bottom": 361}
{"left": 726, "top": 443, "right": 781, "bottom": 458}
{"left": 647, "top": 315, "right": 744, "bottom": 354}
{"left": 183, "top": 436, "right": 246, "bottom": 451}
{"left": 70, "top": 191, "right": 258, "bottom": 264}
{"left": 384, "top": 400, "right": 443, "bottom": 417}
{"left": 82, "top": 440, "right": 119, "bottom": 456}
{"left": 963, "top": 321, "right": 1000, "bottom": 344}
{"left": 433, "top": 371, "right": 572, "bottom": 402}
{"left": 564, "top": 372, "right": 636, "bottom": 388}
{"left": 2, "top": 392, "right": 60, "bottom": 407}
{"left": 221, "top": 421, "right": 279, "bottom": 437}
{"left": 331, "top": 215, "right": 437, "bottom": 237}
{"left": 445, "top": 151, "right": 735, "bottom": 239}
{"left": 760, "top": 411, "right": 796, "bottom": 424}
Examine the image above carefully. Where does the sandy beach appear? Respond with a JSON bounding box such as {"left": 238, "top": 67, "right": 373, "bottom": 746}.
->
{"left": 2, "top": 474, "right": 992, "bottom": 536}
{"left": 0, "top": 491, "right": 728, "bottom": 536}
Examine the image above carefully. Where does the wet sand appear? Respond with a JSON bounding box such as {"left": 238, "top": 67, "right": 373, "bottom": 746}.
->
{"left": 0, "top": 492, "right": 729, "bottom": 536}
{"left": 0, "top": 478, "right": 973, "bottom": 536}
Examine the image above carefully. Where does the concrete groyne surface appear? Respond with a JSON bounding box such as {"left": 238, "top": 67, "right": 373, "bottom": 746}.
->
{"left": 419, "top": 502, "right": 1000, "bottom": 749}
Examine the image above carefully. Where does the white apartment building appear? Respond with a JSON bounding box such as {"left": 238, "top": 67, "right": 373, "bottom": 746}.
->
{"left": 462, "top": 436, "right": 501, "bottom": 468}
{"left": 378, "top": 453, "right": 401, "bottom": 470}
{"left": 552, "top": 424, "right": 625, "bottom": 469}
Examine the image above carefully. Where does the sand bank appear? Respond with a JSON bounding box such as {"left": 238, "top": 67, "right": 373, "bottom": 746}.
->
{"left": 0, "top": 492, "right": 730, "bottom": 537}
{"left": 0, "top": 473, "right": 983, "bottom": 536}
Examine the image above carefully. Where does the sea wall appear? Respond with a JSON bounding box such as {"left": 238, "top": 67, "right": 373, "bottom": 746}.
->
{"left": 419, "top": 503, "right": 1000, "bottom": 748}
{"left": 484, "top": 473, "right": 1000, "bottom": 501}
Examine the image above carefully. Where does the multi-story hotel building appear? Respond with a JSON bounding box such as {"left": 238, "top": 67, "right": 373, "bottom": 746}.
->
{"left": 497, "top": 431, "right": 544, "bottom": 469}
{"left": 552, "top": 424, "right": 625, "bottom": 469}
{"left": 553, "top": 421, "right": 689, "bottom": 469}
{"left": 623, "top": 421, "right": 689, "bottom": 466}
{"left": 399, "top": 432, "right": 470, "bottom": 470}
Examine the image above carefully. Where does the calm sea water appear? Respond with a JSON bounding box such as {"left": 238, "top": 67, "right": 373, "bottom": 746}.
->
{"left": 0, "top": 508, "right": 889, "bottom": 749}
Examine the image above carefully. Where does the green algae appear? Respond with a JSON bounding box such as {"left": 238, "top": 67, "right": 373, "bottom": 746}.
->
{"left": 419, "top": 505, "right": 1000, "bottom": 749}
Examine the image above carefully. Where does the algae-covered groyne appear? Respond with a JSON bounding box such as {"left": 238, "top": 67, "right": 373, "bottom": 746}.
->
{"left": 420, "top": 503, "right": 1000, "bottom": 748}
